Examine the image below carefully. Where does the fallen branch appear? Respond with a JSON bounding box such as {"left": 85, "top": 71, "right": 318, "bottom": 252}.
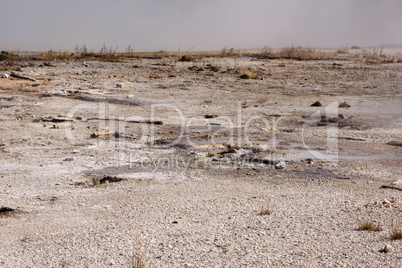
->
{"left": 10, "top": 71, "right": 36, "bottom": 81}
{"left": 87, "top": 117, "right": 163, "bottom": 125}
{"left": 381, "top": 185, "right": 402, "bottom": 191}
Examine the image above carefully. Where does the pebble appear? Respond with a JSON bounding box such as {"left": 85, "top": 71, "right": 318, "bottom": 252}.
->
{"left": 384, "top": 244, "right": 394, "bottom": 253}
{"left": 275, "top": 161, "right": 286, "bottom": 169}
{"left": 383, "top": 199, "right": 391, "bottom": 204}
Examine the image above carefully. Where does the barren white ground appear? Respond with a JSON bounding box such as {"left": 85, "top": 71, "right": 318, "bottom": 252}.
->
{"left": 0, "top": 52, "right": 401, "bottom": 267}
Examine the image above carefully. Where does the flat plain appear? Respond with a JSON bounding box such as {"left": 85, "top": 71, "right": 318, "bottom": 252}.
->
{"left": 0, "top": 47, "right": 401, "bottom": 267}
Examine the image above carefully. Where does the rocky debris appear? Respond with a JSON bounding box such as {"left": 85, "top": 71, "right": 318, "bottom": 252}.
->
{"left": 383, "top": 199, "right": 392, "bottom": 204}
{"left": 125, "top": 119, "right": 163, "bottom": 125}
{"left": 179, "top": 56, "right": 195, "bottom": 62}
{"left": 275, "top": 160, "right": 286, "bottom": 169}
{"left": 381, "top": 184, "right": 402, "bottom": 191}
{"left": 391, "top": 180, "right": 402, "bottom": 187}
{"left": 310, "top": 101, "right": 322, "bottom": 107}
{"left": 41, "top": 116, "right": 74, "bottom": 122}
{"left": 90, "top": 130, "right": 116, "bottom": 139}
{"left": 98, "top": 176, "right": 124, "bottom": 184}
{"left": 116, "top": 82, "right": 134, "bottom": 88}
{"left": 383, "top": 245, "right": 395, "bottom": 253}
{"left": 339, "top": 101, "right": 351, "bottom": 108}
{"left": 386, "top": 141, "right": 402, "bottom": 147}
{"left": 0, "top": 206, "right": 15, "bottom": 213}
{"left": 75, "top": 176, "right": 125, "bottom": 187}
{"left": 338, "top": 136, "right": 366, "bottom": 142}
{"left": 205, "top": 114, "right": 218, "bottom": 119}
{"left": 1, "top": 73, "right": 9, "bottom": 78}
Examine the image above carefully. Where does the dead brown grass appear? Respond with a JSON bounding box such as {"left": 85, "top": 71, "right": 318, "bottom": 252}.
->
{"left": 1, "top": 45, "right": 400, "bottom": 64}
{"left": 259, "top": 199, "right": 272, "bottom": 216}
{"left": 344, "top": 202, "right": 383, "bottom": 232}
{"left": 390, "top": 217, "right": 402, "bottom": 240}
{"left": 130, "top": 236, "right": 145, "bottom": 268}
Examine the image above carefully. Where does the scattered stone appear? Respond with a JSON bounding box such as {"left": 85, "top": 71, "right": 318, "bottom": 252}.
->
{"left": 338, "top": 136, "right": 366, "bottom": 142}
{"left": 386, "top": 141, "right": 402, "bottom": 147}
{"left": 204, "top": 100, "right": 213, "bottom": 104}
{"left": 381, "top": 184, "right": 402, "bottom": 191}
{"left": 1, "top": 74, "right": 9, "bottom": 78}
{"left": 383, "top": 199, "right": 391, "bottom": 204}
{"left": 82, "top": 176, "right": 125, "bottom": 187}
{"left": 90, "top": 131, "right": 115, "bottom": 139}
{"left": 0, "top": 206, "right": 15, "bottom": 213}
{"left": 383, "top": 244, "right": 394, "bottom": 253}
{"left": 205, "top": 114, "right": 218, "bottom": 119}
{"left": 392, "top": 179, "right": 402, "bottom": 187}
{"left": 275, "top": 161, "right": 286, "bottom": 169}
{"left": 339, "top": 101, "right": 351, "bottom": 108}
{"left": 98, "top": 176, "right": 124, "bottom": 184}
{"left": 179, "top": 56, "right": 194, "bottom": 62}
{"left": 116, "top": 82, "right": 134, "bottom": 88}
{"left": 41, "top": 116, "right": 74, "bottom": 122}
{"left": 172, "top": 221, "right": 179, "bottom": 224}
{"left": 310, "top": 101, "right": 322, "bottom": 107}
{"left": 302, "top": 158, "right": 314, "bottom": 164}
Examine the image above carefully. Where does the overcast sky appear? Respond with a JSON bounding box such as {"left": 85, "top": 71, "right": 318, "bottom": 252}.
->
{"left": 1, "top": 0, "right": 401, "bottom": 52}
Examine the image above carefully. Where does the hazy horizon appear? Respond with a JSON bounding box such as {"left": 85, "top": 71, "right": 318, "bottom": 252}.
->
{"left": 1, "top": 0, "right": 401, "bottom": 52}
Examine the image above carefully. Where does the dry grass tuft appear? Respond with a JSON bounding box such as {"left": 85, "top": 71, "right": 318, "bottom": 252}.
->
{"left": 390, "top": 217, "right": 402, "bottom": 240}
{"left": 358, "top": 219, "right": 383, "bottom": 232}
{"left": 344, "top": 202, "right": 383, "bottom": 232}
{"left": 148, "top": 73, "right": 163, "bottom": 79}
{"left": 130, "top": 236, "right": 145, "bottom": 268}
{"left": 239, "top": 72, "right": 257, "bottom": 79}
{"left": 259, "top": 199, "right": 272, "bottom": 216}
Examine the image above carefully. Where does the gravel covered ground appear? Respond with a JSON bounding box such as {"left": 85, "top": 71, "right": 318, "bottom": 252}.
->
{"left": 0, "top": 50, "right": 401, "bottom": 267}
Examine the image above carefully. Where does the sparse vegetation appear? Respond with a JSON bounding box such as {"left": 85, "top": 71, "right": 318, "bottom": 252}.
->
{"left": 130, "top": 236, "right": 145, "bottom": 268}
{"left": 344, "top": 202, "right": 383, "bottom": 232}
{"left": 240, "top": 72, "right": 257, "bottom": 79}
{"left": 390, "top": 217, "right": 402, "bottom": 240}
{"left": 149, "top": 73, "right": 163, "bottom": 79}
{"left": 259, "top": 199, "right": 272, "bottom": 216}
{"left": 1, "top": 44, "right": 400, "bottom": 64}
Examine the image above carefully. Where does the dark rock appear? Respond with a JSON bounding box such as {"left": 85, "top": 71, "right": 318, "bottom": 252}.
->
{"left": 205, "top": 114, "right": 218, "bottom": 119}
{"left": 387, "top": 141, "right": 402, "bottom": 147}
{"left": 339, "top": 101, "right": 351, "bottom": 108}
{"left": 99, "top": 176, "right": 124, "bottom": 184}
{"left": 0, "top": 206, "right": 15, "bottom": 213}
{"left": 310, "top": 101, "right": 322, "bottom": 107}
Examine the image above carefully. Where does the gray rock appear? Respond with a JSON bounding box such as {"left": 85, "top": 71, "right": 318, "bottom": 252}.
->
{"left": 384, "top": 244, "right": 394, "bottom": 253}
{"left": 275, "top": 160, "right": 286, "bottom": 169}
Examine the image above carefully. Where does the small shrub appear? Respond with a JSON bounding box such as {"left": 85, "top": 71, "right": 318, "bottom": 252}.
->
{"left": 239, "top": 72, "right": 256, "bottom": 79}
{"left": 358, "top": 219, "right": 383, "bottom": 232}
{"left": 344, "top": 202, "right": 382, "bottom": 232}
{"left": 390, "top": 217, "right": 402, "bottom": 240}
{"left": 259, "top": 199, "right": 272, "bottom": 216}
{"left": 130, "top": 236, "right": 145, "bottom": 268}
{"left": 149, "top": 73, "right": 163, "bottom": 79}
